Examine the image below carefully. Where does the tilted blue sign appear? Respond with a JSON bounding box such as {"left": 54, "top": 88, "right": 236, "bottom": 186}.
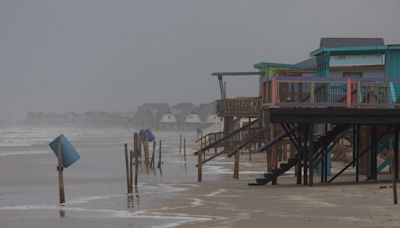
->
{"left": 49, "top": 134, "right": 80, "bottom": 168}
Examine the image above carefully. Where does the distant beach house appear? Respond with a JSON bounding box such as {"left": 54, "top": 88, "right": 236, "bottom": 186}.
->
{"left": 159, "top": 107, "right": 177, "bottom": 130}
{"left": 198, "top": 103, "right": 219, "bottom": 124}
{"left": 133, "top": 102, "right": 217, "bottom": 131}
{"left": 171, "top": 103, "right": 201, "bottom": 131}
{"left": 133, "top": 103, "right": 169, "bottom": 129}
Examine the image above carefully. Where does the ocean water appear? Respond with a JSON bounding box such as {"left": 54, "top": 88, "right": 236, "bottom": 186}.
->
{"left": 0, "top": 127, "right": 227, "bottom": 227}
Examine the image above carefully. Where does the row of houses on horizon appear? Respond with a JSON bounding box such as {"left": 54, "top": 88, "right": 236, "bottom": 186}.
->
{"left": 133, "top": 102, "right": 220, "bottom": 131}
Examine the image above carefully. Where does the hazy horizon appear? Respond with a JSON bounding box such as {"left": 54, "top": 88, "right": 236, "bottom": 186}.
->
{"left": 1, "top": 0, "right": 400, "bottom": 119}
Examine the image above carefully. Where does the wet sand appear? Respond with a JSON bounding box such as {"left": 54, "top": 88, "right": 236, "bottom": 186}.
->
{"left": 1, "top": 128, "right": 400, "bottom": 227}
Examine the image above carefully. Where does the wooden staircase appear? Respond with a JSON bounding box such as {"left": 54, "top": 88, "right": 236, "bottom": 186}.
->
{"left": 250, "top": 123, "right": 350, "bottom": 186}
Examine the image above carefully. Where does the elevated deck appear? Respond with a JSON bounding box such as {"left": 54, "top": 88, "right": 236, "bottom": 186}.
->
{"left": 262, "top": 76, "right": 400, "bottom": 124}
{"left": 216, "top": 97, "right": 260, "bottom": 118}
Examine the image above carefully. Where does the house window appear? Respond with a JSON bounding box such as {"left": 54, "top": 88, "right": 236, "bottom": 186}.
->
{"left": 334, "top": 55, "right": 347, "bottom": 60}
{"left": 343, "top": 72, "right": 362, "bottom": 78}
{"left": 168, "top": 115, "right": 171, "bottom": 120}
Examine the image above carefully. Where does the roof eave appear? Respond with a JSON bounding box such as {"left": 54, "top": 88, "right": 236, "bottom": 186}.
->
{"left": 253, "top": 62, "right": 314, "bottom": 70}
{"left": 310, "top": 45, "right": 400, "bottom": 56}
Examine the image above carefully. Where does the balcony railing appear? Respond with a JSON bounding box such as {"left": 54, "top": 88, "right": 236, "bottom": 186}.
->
{"left": 262, "top": 76, "right": 400, "bottom": 108}
{"left": 216, "top": 97, "right": 261, "bottom": 117}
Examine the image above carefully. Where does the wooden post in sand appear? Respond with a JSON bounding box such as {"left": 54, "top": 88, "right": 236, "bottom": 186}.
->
{"left": 57, "top": 137, "right": 65, "bottom": 204}
{"left": 134, "top": 132, "right": 139, "bottom": 186}
{"left": 150, "top": 141, "right": 156, "bottom": 168}
{"left": 129, "top": 150, "right": 133, "bottom": 191}
{"left": 157, "top": 140, "right": 162, "bottom": 169}
{"left": 124, "top": 143, "right": 131, "bottom": 193}
{"left": 214, "top": 134, "right": 217, "bottom": 154}
{"left": 233, "top": 151, "right": 240, "bottom": 179}
{"left": 198, "top": 149, "right": 202, "bottom": 182}
{"left": 179, "top": 134, "right": 182, "bottom": 154}
{"left": 183, "top": 137, "right": 186, "bottom": 162}
{"left": 143, "top": 136, "right": 150, "bottom": 167}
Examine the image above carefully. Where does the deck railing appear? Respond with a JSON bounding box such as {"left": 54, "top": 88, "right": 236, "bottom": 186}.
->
{"left": 262, "top": 76, "right": 400, "bottom": 108}
{"left": 216, "top": 97, "right": 261, "bottom": 117}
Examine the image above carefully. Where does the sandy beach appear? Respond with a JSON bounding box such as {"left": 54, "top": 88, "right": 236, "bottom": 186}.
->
{"left": 1, "top": 127, "right": 400, "bottom": 228}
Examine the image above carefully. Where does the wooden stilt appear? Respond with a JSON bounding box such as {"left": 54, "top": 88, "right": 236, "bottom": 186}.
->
{"left": 370, "top": 125, "right": 378, "bottom": 180}
{"left": 303, "top": 125, "right": 308, "bottom": 186}
{"left": 393, "top": 159, "right": 398, "bottom": 204}
{"left": 355, "top": 125, "right": 360, "bottom": 182}
{"left": 233, "top": 149, "right": 240, "bottom": 179}
{"left": 394, "top": 126, "right": 399, "bottom": 180}
{"left": 308, "top": 124, "right": 314, "bottom": 187}
{"left": 296, "top": 125, "right": 302, "bottom": 185}
{"left": 198, "top": 149, "right": 202, "bottom": 182}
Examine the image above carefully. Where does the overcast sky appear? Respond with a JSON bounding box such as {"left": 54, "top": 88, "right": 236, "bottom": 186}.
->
{"left": 1, "top": 0, "right": 400, "bottom": 118}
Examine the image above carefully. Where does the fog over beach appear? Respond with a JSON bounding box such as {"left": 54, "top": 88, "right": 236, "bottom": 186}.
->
{"left": 1, "top": 0, "right": 400, "bottom": 227}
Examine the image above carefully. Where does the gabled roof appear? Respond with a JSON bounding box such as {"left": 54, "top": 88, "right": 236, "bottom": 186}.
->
{"left": 295, "top": 57, "right": 317, "bottom": 68}
{"left": 198, "top": 103, "right": 216, "bottom": 121}
{"left": 133, "top": 105, "right": 156, "bottom": 123}
{"left": 320, "top": 38, "right": 384, "bottom": 48}
{"left": 171, "top": 103, "right": 198, "bottom": 123}
{"left": 133, "top": 103, "right": 169, "bottom": 122}
{"left": 145, "top": 103, "right": 169, "bottom": 121}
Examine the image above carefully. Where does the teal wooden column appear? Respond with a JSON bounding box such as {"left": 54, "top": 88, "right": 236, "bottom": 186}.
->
{"left": 385, "top": 49, "right": 400, "bottom": 76}
{"left": 385, "top": 49, "right": 400, "bottom": 101}
{"left": 217, "top": 75, "right": 225, "bottom": 100}
{"left": 316, "top": 52, "right": 330, "bottom": 77}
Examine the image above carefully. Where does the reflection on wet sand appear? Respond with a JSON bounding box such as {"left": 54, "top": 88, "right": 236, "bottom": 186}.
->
{"left": 127, "top": 187, "right": 140, "bottom": 209}
{"left": 59, "top": 207, "right": 65, "bottom": 218}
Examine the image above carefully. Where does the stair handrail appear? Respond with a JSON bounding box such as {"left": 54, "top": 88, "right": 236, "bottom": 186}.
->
{"left": 193, "top": 118, "right": 259, "bottom": 155}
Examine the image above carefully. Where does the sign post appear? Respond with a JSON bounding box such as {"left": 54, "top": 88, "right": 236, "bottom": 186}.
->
{"left": 49, "top": 135, "right": 80, "bottom": 204}
{"left": 57, "top": 137, "right": 65, "bottom": 204}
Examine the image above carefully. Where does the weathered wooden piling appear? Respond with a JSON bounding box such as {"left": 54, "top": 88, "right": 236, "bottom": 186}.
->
{"left": 57, "top": 137, "right": 65, "bottom": 204}
{"left": 233, "top": 149, "right": 240, "bottom": 179}
{"left": 157, "top": 140, "right": 162, "bottom": 169}
{"left": 179, "top": 134, "right": 182, "bottom": 154}
{"left": 129, "top": 150, "right": 133, "bottom": 191}
{"left": 134, "top": 132, "right": 139, "bottom": 186}
{"left": 150, "top": 141, "right": 156, "bottom": 168}
{"left": 198, "top": 149, "right": 202, "bottom": 182}
{"left": 143, "top": 136, "right": 150, "bottom": 167}
{"left": 124, "top": 143, "right": 131, "bottom": 193}
{"left": 183, "top": 137, "right": 186, "bottom": 162}
{"left": 214, "top": 134, "right": 217, "bottom": 154}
